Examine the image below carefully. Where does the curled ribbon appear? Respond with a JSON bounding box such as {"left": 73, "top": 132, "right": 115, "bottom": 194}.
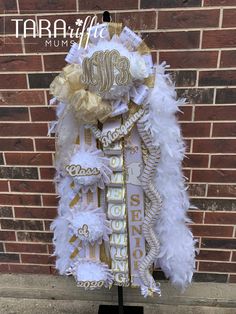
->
{"left": 70, "top": 90, "right": 112, "bottom": 124}
{"left": 49, "top": 64, "right": 86, "bottom": 103}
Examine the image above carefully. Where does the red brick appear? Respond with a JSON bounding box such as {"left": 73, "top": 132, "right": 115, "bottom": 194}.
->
{"left": 188, "top": 211, "right": 203, "bottom": 224}
{"left": 191, "top": 225, "right": 233, "bottom": 237}
{"left": 30, "top": 107, "right": 56, "bottom": 122}
{"left": 171, "top": 70, "right": 196, "bottom": 87}
{"left": 10, "top": 180, "right": 55, "bottom": 194}
{"left": 0, "top": 123, "right": 48, "bottom": 137}
{"left": 208, "top": 185, "right": 236, "bottom": 198}
{"left": 44, "top": 220, "right": 52, "bottom": 231}
{"left": 192, "top": 169, "right": 236, "bottom": 183}
{"left": 44, "top": 54, "right": 66, "bottom": 71}
{"left": 181, "top": 123, "right": 211, "bottom": 137}
{"left": 0, "top": 253, "right": 19, "bottom": 263}
{"left": 8, "top": 264, "right": 51, "bottom": 274}
{"left": 0, "top": 0, "right": 17, "bottom": 14}
{"left": 229, "top": 275, "right": 236, "bottom": 283}
{"left": 195, "top": 106, "right": 236, "bottom": 121}
{"left": 0, "top": 194, "right": 41, "bottom": 206}
{"left": 35, "top": 139, "right": 55, "bottom": 151}
{"left": 0, "top": 74, "right": 27, "bottom": 89}
{"left": 37, "top": 14, "right": 89, "bottom": 35}
{"left": 199, "top": 70, "right": 236, "bottom": 86}
{"left": 42, "top": 195, "right": 58, "bottom": 207}
{"left": 0, "top": 264, "right": 10, "bottom": 272}
{"left": 14, "top": 207, "right": 57, "bottom": 219}
{"left": 220, "top": 51, "right": 236, "bottom": 68}
{"left": 197, "top": 250, "right": 230, "bottom": 262}
{"left": 0, "top": 230, "right": 16, "bottom": 241}
{"left": 29, "top": 73, "right": 57, "bottom": 89}
{"left": 232, "top": 252, "right": 236, "bottom": 262}
{"left": 40, "top": 168, "right": 55, "bottom": 180}
{"left": 5, "top": 153, "right": 52, "bottom": 166}
{"left": 222, "top": 9, "right": 236, "bottom": 28}
{"left": 24, "top": 36, "right": 72, "bottom": 53}
{"left": 177, "top": 106, "right": 192, "bottom": 121}
{"left": 202, "top": 238, "right": 236, "bottom": 250}
{"left": 0, "top": 139, "right": 34, "bottom": 151}
{"left": 145, "top": 31, "right": 200, "bottom": 50}
{"left": 203, "top": 30, "right": 236, "bottom": 48}
{"left": 142, "top": 0, "right": 201, "bottom": 8}
{"left": 160, "top": 51, "right": 218, "bottom": 69}
{"left": 0, "top": 91, "right": 45, "bottom": 106}
{"left": 184, "top": 139, "right": 191, "bottom": 153}
{"left": 5, "top": 243, "right": 47, "bottom": 254}
{"left": 0, "top": 107, "right": 29, "bottom": 121}
{"left": 19, "top": 0, "right": 77, "bottom": 13}
{"left": 113, "top": 11, "right": 156, "bottom": 30}
{"left": 1, "top": 219, "right": 43, "bottom": 231}
{"left": 17, "top": 231, "right": 53, "bottom": 243}
{"left": 212, "top": 123, "right": 236, "bottom": 137}
{"left": 179, "top": 89, "right": 214, "bottom": 105}
{"left": 216, "top": 88, "right": 236, "bottom": 104}
{"left": 193, "top": 139, "right": 236, "bottom": 153}
{"left": 80, "top": 0, "right": 138, "bottom": 10}
{"left": 204, "top": 0, "right": 236, "bottom": 5}
{"left": 188, "top": 184, "right": 206, "bottom": 197}
{"left": 159, "top": 10, "right": 219, "bottom": 29}
{"left": 48, "top": 244, "right": 54, "bottom": 255}
{"left": 184, "top": 154, "right": 209, "bottom": 168}
{"left": 21, "top": 254, "right": 54, "bottom": 265}
{"left": 0, "top": 181, "right": 9, "bottom": 192}
{"left": 205, "top": 212, "right": 236, "bottom": 225}
{"left": 199, "top": 262, "right": 236, "bottom": 273}
{"left": 211, "top": 155, "right": 236, "bottom": 169}
{"left": 0, "top": 15, "right": 36, "bottom": 35}
{"left": 0, "top": 55, "right": 42, "bottom": 72}
{"left": 0, "top": 37, "right": 22, "bottom": 54}
{"left": 0, "top": 166, "right": 38, "bottom": 180}
{"left": 183, "top": 169, "right": 191, "bottom": 180}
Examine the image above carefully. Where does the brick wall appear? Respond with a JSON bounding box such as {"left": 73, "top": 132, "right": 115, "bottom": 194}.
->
{"left": 0, "top": 0, "right": 236, "bottom": 284}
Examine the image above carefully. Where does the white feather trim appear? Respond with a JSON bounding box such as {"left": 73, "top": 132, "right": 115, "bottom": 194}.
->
{"left": 147, "top": 62, "right": 196, "bottom": 289}
{"left": 50, "top": 216, "right": 72, "bottom": 274}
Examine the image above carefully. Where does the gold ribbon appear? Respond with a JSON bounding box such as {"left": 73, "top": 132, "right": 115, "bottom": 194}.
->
{"left": 70, "top": 89, "right": 112, "bottom": 124}
{"left": 70, "top": 247, "right": 79, "bottom": 259}
{"left": 49, "top": 64, "right": 86, "bottom": 103}
{"left": 108, "top": 23, "right": 123, "bottom": 37}
{"left": 69, "top": 193, "right": 80, "bottom": 208}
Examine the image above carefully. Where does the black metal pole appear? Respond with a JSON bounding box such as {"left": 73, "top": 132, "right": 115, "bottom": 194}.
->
{"left": 118, "top": 286, "right": 124, "bottom": 314}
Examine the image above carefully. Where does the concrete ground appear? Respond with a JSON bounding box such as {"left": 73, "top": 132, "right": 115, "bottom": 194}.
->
{"left": 0, "top": 274, "right": 236, "bottom": 313}
{"left": 0, "top": 298, "right": 236, "bottom": 314}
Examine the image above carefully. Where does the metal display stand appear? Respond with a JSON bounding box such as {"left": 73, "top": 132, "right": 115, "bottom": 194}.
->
{"left": 98, "top": 10, "right": 144, "bottom": 314}
{"left": 98, "top": 286, "right": 144, "bottom": 314}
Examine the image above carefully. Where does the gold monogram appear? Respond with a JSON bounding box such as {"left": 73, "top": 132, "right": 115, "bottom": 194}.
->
{"left": 81, "top": 49, "right": 131, "bottom": 93}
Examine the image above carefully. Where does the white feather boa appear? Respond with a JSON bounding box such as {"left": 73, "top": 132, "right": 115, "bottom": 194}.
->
{"left": 146, "top": 62, "right": 196, "bottom": 289}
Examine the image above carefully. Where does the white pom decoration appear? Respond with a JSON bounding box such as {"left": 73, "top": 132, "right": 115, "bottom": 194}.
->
{"left": 67, "top": 145, "right": 112, "bottom": 192}
{"left": 67, "top": 206, "right": 111, "bottom": 244}
{"left": 68, "top": 259, "right": 114, "bottom": 289}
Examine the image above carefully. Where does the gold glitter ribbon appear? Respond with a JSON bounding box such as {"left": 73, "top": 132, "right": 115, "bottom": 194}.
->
{"left": 50, "top": 64, "right": 86, "bottom": 103}
{"left": 70, "top": 90, "right": 112, "bottom": 124}
{"left": 108, "top": 23, "right": 123, "bottom": 37}
{"left": 69, "top": 193, "right": 80, "bottom": 208}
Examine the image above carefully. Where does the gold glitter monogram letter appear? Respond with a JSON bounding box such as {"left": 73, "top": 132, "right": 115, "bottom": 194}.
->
{"left": 81, "top": 49, "right": 131, "bottom": 93}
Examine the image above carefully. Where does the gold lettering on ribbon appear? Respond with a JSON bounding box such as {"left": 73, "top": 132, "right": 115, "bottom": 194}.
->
{"left": 81, "top": 49, "right": 131, "bottom": 93}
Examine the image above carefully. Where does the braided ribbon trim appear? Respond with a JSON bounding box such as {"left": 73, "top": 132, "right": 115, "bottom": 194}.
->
{"left": 137, "top": 113, "right": 162, "bottom": 297}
